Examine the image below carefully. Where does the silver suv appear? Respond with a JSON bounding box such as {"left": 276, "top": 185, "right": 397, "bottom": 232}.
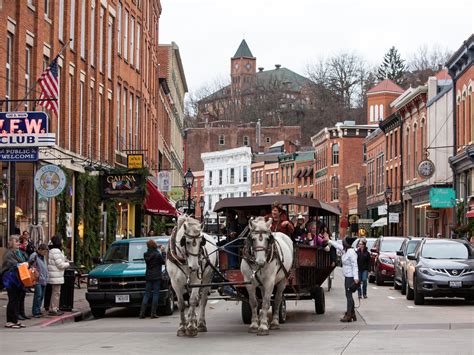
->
{"left": 406, "top": 239, "right": 474, "bottom": 305}
{"left": 394, "top": 237, "right": 423, "bottom": 295}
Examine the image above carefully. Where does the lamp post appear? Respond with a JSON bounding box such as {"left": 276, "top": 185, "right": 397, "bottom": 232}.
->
{"left": 384, "top": 186, "right": 392, "bottom": 237}
{"left": 198, "top": 196, "right": 205, "bottom": 223}
{"left": 204, "top": 211, "right": 210, "bottom": 233}
{"left": 183, "top": 168, "right": 195, "bottom": 215}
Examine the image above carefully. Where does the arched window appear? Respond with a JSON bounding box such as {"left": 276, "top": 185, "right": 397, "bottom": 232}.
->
{"left": 331, "top": 176, "right": 339, "bottom": 201}
{"left": 380, "top": 104, "right": 384, "bottom": 120}
{"left": 374, "top": 105, "right": 379, "bottom": 121}
{"left": 406, "top": 128, "right": 410, "bottom": 180}
{"left": 370, "top": 105, "right": 374, "bottom": 121}
{"left": 332, "top": 143, "right": 339, "bottom": 165}
{"left": 413, "top": 124, "right": 418, "bottom": 177}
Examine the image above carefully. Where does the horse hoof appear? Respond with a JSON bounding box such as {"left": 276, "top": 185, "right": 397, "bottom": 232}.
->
{"left": 186, "top": 327, "right": 198, "bottom": 337}
{"left": 248, "top": 326, "right": 258, "bottom": 333}
{"left": 177, "top": 329, "right": 186, "bottom": 337}
{"left": 257, "top": 327, "right": 269, "bottom": 336}
{"left": 270, "top": 322, "right": 280, "bottom": 330}
{"left": 197, "top": 324, "right": 207, "bottom": 332}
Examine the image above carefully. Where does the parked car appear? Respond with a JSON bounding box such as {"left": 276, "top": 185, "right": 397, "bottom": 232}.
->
{"left": 352, "top": 237, "right": 376, "bottom": 251}
{"left": 394, "top": 237, "right": 423, "bottom": 294}
{"left": 368, "top": 236, "right": 405, "bottom": 285}
{"left": 405, "top": 239, "right": 474, "bottom": 305}
{"left": 86, "top": 236, "right": 174, "bottom": 318}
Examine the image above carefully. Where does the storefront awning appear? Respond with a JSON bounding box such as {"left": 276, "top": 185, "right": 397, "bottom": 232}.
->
{"left": 466, "top": 210, "right": 474, "bottom": 218}
{"left": 294, "top": 168, "right": 302, "bottom": 178}
{"left": 371, "top": 217, "right": 387, "bottom": 228}
{"left": 144, "top": 180, "right": 177, "bottom": 217}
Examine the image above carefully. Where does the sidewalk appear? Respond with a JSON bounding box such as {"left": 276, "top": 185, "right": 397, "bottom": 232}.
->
{"left": 0, "top": 285, "right": 91, "bottom": 329}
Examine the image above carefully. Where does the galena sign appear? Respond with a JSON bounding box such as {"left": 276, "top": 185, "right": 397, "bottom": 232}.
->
{"left": 0, "top": 111, "right": 56, "bottom": 147}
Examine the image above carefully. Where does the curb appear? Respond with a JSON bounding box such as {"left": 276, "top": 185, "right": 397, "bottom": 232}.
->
{"left": 38, "top": 308, "right": 91, "bottom": 327}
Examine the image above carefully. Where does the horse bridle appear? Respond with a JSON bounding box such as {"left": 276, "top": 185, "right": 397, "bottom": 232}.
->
{"left": 247, "top": 231, "right": 275, "bottom": 262}
{"left": 181, "top": 232, "right": 204, "bottom": 257}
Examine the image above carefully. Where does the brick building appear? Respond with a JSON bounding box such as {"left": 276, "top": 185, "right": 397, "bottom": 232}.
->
{"left": 0, "top": 1, "right": 184, "bottom": 243}
{"left": 184, "top": 122, "right": 301, "bottom": 171}
{"left": 447, "top": 34, "right": 474, "bottom": 227}
{"left": 312, "top": 122, "right": 376, "bottom": 236}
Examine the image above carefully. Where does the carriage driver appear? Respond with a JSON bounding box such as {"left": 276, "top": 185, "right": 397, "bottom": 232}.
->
{"left": 265, "top": 202, "right": 295, "bottom": 236}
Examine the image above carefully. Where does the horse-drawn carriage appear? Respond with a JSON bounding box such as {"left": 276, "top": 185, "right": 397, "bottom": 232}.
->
{"left": 212, "top": 195, "right": 340, "bottom": 324}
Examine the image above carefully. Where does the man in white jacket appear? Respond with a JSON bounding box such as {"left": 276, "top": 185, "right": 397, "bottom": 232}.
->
{"left": 47, "top": 236, "right": 70, "bottom": 316}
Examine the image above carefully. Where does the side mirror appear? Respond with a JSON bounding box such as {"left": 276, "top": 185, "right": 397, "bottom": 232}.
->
{"left": 407, "top": 254, "right": 416, "bottom": 260}
{"left": 92, "top": 256, "right": 102, "bottom": 264}
{"left": 396, "top": 250, "right": 404, "bottom": 256}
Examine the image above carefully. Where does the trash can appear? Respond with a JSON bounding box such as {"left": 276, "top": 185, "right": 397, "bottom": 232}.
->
{"left": 59, "top": 268, "right": 76, "bottom": 311}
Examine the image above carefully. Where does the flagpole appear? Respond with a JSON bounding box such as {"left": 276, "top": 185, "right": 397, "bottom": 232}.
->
{"left": 13, "top": 39, "right": 71, "bottom": 111}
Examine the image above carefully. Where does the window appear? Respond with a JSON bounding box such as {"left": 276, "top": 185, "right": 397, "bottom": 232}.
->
{"left": 116, "top": 84, "right": 121, "bottom": 150}
{"left": 208, "top": 171, "right": 212, "bottom": 186}
{"left": 117, "top": 2, "right": 122, "bottom": 54}
{"left": 107, "top": 16, "right": 113, "bottom": 79}
{"left": 374, "top": 105, "right": 379, "bottom": 120}
{"left": 394, "top": 130, "right": 398, "bottom": 157}
{"left": 130, "top": 16, "right": 135, "bottom": 66}
{"left": 266, "top": 137, "right": 271, "bottom": 144}
{"left": 79, "top": 81, "right": 84, "bottom": 155}
{"left": 219, "top": 135, "right": 225, "bottom": 145}
{"left": 208, "top": 195, "right": 212, "bottom": 210}
{"left": 123, "top": 10, "right": 129, "bottom": 60}
{"left": 68, "top": 73, "right": 73, "bottom": 151}
{"left": 89, "top": 2, "right": 95, "bottom": 65}
{"left": 332, "top": 143, "right": 339, "bottom": 165}
{"left": 380, "top": 104, "right": 384, "bottom": 120}
{"left": 58, "top": 0, "right": 64, "bottom": 40}
{"left": 44, "top": 0, "right": 51, "bottom": 18}
{"left": 98, "top": 92, "right": 103, "bottom": 159}
{"left": 135, "top": 96, "right": 139, "bottom": 149}
{"left": 413, "top": 125, "right": 417, "bottom": 177}
{"left": 243, "top": 136, "right": 249, "bottom": 146}
{"left": 362, "top": 144, "right": 367, "bottom": 163}
{"left": 230, "top": 168, "right": 235, "bottom": 184}
{"left": 88, "top": 86, "right": 94, "bottom": 157}
{"left": 275, "top": 172, "right": 279, "bottom": 187}
{"left": 80, "top": 0, "right": 86, "bottom": 58}
{"left": 24, "top": 46, "right": 32, "bottom": 110}
{"left": 136, "top": 23, "right": 141, "bottom": 70}
{"left": 367, "top": 161, "right": 374, "bottom": 196}
{"left": 129, "top": 95, "right": 133, "bottom": 147}
{"left": 219, "top": 170, "right": 223, "bottom": 185}
{"left": 122, "top": 88, "right": 127, "bottom": 145}
{"left": 331, "top": 176, "right": 339, "bottom": 201}
{"left": 243, "top": 167, "right": 248, "bottom": 182}
{"left": 270, "top": 173, "right": 274, "bottom": 188}
{"left": 370, "top": 105, "right": 374, "bottom": 121}
{"left": 99, "top": 7, "right": 104, "bottom": 71}
{"left": 70, "top": 0, "right": 76, "bottom": 49}
{"left": 406, "top": 129, "right": 410, "bottom": 180}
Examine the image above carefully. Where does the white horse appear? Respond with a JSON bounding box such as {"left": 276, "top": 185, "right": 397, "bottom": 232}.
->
{"left": 166, "top": 215, "right": 217, "bottom": 337}
{"left": 241, "top": 217, "right": 294, "bottom": 335}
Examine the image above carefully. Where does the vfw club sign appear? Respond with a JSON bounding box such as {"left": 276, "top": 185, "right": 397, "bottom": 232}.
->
{"left": 0, "top": 111, "right": 55, "bottom": 147}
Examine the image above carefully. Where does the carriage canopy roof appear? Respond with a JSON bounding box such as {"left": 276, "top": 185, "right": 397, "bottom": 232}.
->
{"left": 213, "top": 195, "right": 340, "bottom": 216}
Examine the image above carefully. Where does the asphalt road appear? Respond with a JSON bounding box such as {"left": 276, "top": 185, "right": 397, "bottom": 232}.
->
{"left": 1, "top": 269, "right": 473, "bottom": 355}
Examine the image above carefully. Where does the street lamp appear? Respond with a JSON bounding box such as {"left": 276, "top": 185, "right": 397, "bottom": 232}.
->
{"left": 204, "top": 211, "right": 210, "bottom": 233}
{"left": 198, "top": 196, "right": 205, "bottom": 223}
{"left": 384, "top": 186, "right": 392, "bottom": 237}
{"left": 183, "top": 168, "right": 195, "bottom": 215}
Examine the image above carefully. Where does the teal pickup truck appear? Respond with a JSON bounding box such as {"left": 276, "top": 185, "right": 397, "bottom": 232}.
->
{"left": 86, "top": 237, "right": 174, "bottom": 318}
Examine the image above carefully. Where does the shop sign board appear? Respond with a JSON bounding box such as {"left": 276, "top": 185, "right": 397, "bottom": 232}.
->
{"left": 389, "top": 213, "right": 399, "bottom": 223}
{"left": 0, "top": 147, "right": 38, "bottom": 161}
{"left": 426, "top": 209, "right": 440, "bottom": 219}
{"left": 127, "top": 154, "right": 143, "bottom": 169}
{"left": 378, "top": 205, "right": 387, "bottom": 215}
{"left": 34, "top": 165, "right": 67, "bottom": 198}
{"left": 0, "top": 111, "right": 55, "bottom": 147}
{"left": 429, "top": 187, "right": 456, "bottom": 208}
{"left": 100, "top": 172, "right": 144, "bottom": 199}
{"left": 157, "top": 171, "right": 171, "bottom": 192}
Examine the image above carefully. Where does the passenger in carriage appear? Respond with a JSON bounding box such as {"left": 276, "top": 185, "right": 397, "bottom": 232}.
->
{"left": 265, "top": 202, "right": 295, "bottom": 236}
{"left": 301, "top": 222, "right": 330, "bottom": 251}
{"left": 320, "top": 225, "right": 337, "bottom": 267}
{"left": 224, "top": 210, "right": 248, "bottom": 269}
{"left": 292, "top": 214, "right": 307, "bottom": 243}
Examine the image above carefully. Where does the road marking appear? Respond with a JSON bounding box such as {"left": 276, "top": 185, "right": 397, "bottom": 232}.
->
{"left": 209, "top": 300, "right": 219, "bottom": 304}
{"left": 388, "top": 296, "right": 397, "bottom": 300}
{"left": 407, "top": 306, "right": 416, "bottom": 309}
{"left": 372, "top": 287, "right": 378, "bottom": 290}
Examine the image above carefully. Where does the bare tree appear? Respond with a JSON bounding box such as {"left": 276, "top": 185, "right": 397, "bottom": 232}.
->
{"left": 403, "top": 45, "right": 452, "bottom": 87}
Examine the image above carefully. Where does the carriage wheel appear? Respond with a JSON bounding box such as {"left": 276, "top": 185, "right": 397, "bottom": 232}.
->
{"left": 314, "top": 286, "right": 325, "bottom": 314}
{"left": 241, "top": 301, "right": 252, "bottom": 324}
{"left": 278, "top": 297, "right": 287, "bottom": 324}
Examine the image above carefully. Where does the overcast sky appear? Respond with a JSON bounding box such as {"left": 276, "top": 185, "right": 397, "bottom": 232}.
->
{"left": 160, "top": 0, "right": 474, "bottom": 94}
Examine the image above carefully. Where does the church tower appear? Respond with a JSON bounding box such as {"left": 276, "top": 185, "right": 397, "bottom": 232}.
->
{"left": 231, "top": 40, "right": 256, "bottom": 96}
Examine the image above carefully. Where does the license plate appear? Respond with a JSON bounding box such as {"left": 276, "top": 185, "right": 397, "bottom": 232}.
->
{"left": 449, "top": 281, "right": 462, "bottom": 288}
{"left": 115, "top": 295, "right": 130, "bottom": 303}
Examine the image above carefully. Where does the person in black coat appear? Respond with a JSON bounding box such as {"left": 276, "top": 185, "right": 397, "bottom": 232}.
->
{"left": 356, "top": 239, "right": 371, "bottom": 299}
{"left": 139, "top": 239, "right": 165, "bottom": 319}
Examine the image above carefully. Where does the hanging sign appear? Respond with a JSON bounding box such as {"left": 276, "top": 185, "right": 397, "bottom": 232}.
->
{"left": 100, "top": 173, "right": 145, "bottom": 199}
{"left": 127, "top": 154, "right": 143, "bottom": 169}
{"left": 158, "top": 171, "right": 171, "bottom": 192}
{"left": 34, "top": 165, "right": 67, "bottom": 198}
{"left": 0, "top": 111, "right": 55, "bottom": 147}
{"left": 0, "top": 147, "right": 38, "bottom": 161}
{"left": 389, "top": 213, "right": 399, "bottom": 223}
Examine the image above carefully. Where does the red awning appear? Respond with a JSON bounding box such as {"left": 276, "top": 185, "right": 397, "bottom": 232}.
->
{"left": 466, "top": 210, "right": 474, "bottom": 218}
{"left": 144, "top": 180, "right": 177, "bottom": 217}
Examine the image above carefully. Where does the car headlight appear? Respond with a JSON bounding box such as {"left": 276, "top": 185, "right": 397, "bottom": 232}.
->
{"left": 419, "top": 268, "right": 435, "bottom": 276}
{"left": 88, "top": 278, "right": 99, "bottom": 286}
{"left": 379, "top": 257, "right": 394, "bottom": 265}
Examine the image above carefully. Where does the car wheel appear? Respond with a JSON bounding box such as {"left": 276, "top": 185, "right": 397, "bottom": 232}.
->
{"left": 406, "top": 280, "right": 414, "bottom": 300}
{"left": 413, "top": 278, "right": 425, "bottom": 305}
{"left": 91, "top": 307, "right": 106, "bottom": 318}
{"left": 160, "top": 289, "right": 175, "bottom": 316}
{"left": 376, "top": 271, "right": 384, "bottom": 286}
{"left": 393, "top": 278, "right": 401, "bottom": 290}
{"left": 368, "top": 274, "right": 375, "bottom": 283}
{"left": 401, "top": 276, "right": 407, "bottom": 295}
{"left": 464, "top": 296, "right": 473, "bottom": 303}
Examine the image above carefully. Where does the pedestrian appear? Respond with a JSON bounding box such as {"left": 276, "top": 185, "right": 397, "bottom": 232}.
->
{"left": 139, "top": 239, "right": 166, "bottom": 319}
{"left": 29, "top": 244, "right": 49, "bottom": 318}
{"left": 356, "top": 240, "right": 370, "bottom": 299}
{"left": 329, "top": 236, "right": 359, "bottom": 322}
{"left": 47, "top": 236, "right": 70, "bottom": 316}
{"left": 1, "top": 235, "right": 26, "bottom": 329}
{"left": 22, "top": 231, "right": 35, "bottom": 257}
{"left": 16, "top": 235, "right": 30, "bottom": 320}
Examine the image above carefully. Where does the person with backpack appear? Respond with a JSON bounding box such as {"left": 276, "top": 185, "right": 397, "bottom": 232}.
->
{"left": 29, "top": 244, "right": 49, "bottom": 318}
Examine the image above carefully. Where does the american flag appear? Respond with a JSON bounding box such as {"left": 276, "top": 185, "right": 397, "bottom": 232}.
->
{"left": 38, "top": 58, "right": 59, "bottom": 114}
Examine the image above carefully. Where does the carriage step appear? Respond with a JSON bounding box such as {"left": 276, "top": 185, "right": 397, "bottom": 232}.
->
{"left": 188, "top": 281, "right": 251, "bottom": 288}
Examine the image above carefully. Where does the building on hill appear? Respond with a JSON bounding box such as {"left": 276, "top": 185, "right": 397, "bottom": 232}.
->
{"left": 184, "top": 121, "right": 301, "bottom": 171}
{"left": 197, "top": 39, "right": 314, "bottom": 126}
